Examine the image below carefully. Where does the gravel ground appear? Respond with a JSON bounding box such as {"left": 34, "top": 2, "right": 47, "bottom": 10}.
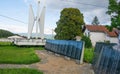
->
{"left": 0, "top": 50, "right": 94, "bottom": 74}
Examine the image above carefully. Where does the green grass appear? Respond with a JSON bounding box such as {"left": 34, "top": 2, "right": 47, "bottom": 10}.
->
{"left": 0, "top": 68, "right": 43, "bottom": 74}
{"left": 0, "top": 42, "right": 12, "bottom": 46}
{"left": 84, "top": 48, "right": 94, "bottom": 63}
{"left": 0, "top": 42, "right": 43, "bottom": 73}
{"left": 0, "top": 46, "right": 40, "bottom": 64}
{"left": 32, "top": 46, "right": 44, "bottom": 50}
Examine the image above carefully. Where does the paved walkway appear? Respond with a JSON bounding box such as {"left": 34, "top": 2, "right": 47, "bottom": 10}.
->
{"left": 0, "top": 50, "right": 94, "bottom": 74}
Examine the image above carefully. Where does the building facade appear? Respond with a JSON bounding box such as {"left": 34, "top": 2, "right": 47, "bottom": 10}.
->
{"left": 84, "top": 25, "right": 118, "bottom": 46}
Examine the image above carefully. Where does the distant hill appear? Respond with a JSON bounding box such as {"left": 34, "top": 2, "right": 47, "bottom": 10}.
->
{"left": 0, "top": 29, "right": 14, "bottom": 38}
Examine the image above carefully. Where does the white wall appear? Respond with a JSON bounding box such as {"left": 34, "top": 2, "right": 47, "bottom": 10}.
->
{"left": 84, "top": 29, "right": 118, "bottom": 46}
{"left": 84, "top": 29, "right": 106, "bottom": 46}
{"left": 90, "top": 32, "right": 106, "bottom": 46}
{"left": 110, "top": 37, "right": 118, "bottom": 44}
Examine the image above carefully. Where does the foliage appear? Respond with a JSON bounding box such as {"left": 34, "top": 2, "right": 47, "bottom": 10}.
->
{"left": 81, "top": 35, "right": 92, "bottom": 48}
{"left": 17, "top": 45, "right": 44, "bottom": 50}
{"left": 107, "top": 0, "right": 120, "bottom": 29}
{"left": 84, "top": 48, "right": 94, "bottom": 63}
{"left": 0, "top": 68, "right": 43, "bottom": 74}
{"left": 105, "top": 25, "right": 113, "bottom": 31}
{"left": 0, "top": 29, "right": 14, "bottom": 38}
{"left": 0, "top": 46, "right": 40, "bottom": 64}
{"left": 55, "top": 8, "right": 85, "bottom": 40}
{"left": 91, "top": 16, "right": 100, "bottom": 25}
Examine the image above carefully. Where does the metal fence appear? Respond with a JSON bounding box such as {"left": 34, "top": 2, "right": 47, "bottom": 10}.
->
{"left": 45, "top": 40, "right": 84, "bottom": 64}
{"left": 93, "top": 42, "right": 120, "bottom": 74}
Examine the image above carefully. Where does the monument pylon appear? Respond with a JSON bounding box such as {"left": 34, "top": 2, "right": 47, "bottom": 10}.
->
{"left": 28, "top": 0, "right": 46, "bottom": 39}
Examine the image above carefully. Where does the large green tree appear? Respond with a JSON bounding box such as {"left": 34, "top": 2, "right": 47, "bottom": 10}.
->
{"left": 91, "top": 16, "right": 100, "bottom": 25}
{"left": 54, "top": 8, "right": 85, "bottom": 40}
{"left": 107, "top": 0, "right": 120, "bottom": 30}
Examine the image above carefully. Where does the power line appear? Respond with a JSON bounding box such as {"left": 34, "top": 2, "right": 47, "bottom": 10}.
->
{"left": 0, "top": 14, "right": 27, "bottom": 24}
{"left": 61, "top": 0, "right": 108, "bottom": 8}
{"left": 0, "top": 1, "right": 108, "bottom": 25}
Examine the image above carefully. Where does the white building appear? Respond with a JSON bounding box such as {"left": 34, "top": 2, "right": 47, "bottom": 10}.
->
{"left": 84, "top": 25, "right": 118, "bottom": 46}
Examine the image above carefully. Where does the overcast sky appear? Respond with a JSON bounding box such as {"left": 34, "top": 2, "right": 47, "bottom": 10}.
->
{"left": 0, "top": 0, "right": 110, "bottom": 34}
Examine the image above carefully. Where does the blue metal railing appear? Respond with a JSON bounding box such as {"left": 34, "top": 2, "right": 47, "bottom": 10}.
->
{"left": 93, "top": 42, "right": 120, "bottom": 74}
{"left": 45, "top": 40, "right": 84, "bottom": 60}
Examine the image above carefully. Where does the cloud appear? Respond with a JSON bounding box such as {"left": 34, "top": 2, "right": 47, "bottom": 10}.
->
{"left": 24, "top": 0, "right": 45, "bottom": 5}
{"left": 0, "top": 0, "right": 111, "bottom": 34}
{"left": 0, "top": 22, "right": 27, "bottom": 33}
{"left": 46, "top": 0, "right": 108, "bottom": 11}
{"left": 24, "top": 0, "right": 27, "bottom": 3}
{"left": 83, "top": 8, "right": 110, "bottom": 25}
{"left": 46, "top": 0, "right": 110, "bottom": 25}
{"left": 24, "top": 0, "right": 110, "bottom": 25}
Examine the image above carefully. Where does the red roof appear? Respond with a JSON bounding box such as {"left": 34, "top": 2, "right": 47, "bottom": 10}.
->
{"left": 85, "top": 25, "right": 118, "bottom": 37}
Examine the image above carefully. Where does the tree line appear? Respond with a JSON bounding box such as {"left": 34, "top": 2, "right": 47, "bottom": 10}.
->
{"left": 0, "top": 29, "right": 14, "bottom": 38}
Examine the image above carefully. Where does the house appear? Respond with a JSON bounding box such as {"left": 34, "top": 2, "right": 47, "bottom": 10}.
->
{"left": 84, "top": 25, "right": 118, "bottom": 46}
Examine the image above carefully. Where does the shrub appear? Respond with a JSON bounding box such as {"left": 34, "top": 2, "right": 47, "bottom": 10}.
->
{"left": 81, "top": 35, "right": 92, "bottom": 48}
{"left": 84, "top": 48, "right": 94, "bottom": 63}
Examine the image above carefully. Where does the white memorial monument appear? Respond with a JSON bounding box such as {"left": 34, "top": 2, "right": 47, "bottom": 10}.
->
{"left": 14, "top": 0, "right": 46, "bottom": 46}
{"left": 28, "top": 0, "right": 46, "bottom": 39}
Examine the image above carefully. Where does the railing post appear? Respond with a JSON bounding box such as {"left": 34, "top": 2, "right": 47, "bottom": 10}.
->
{"left": 75, "top": 36, "right": 85, "bottom": 64}
{"left": 80, "top": 42, "right": 85, "bottom": 64}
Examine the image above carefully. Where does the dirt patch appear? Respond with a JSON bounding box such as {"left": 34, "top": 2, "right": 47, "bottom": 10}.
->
{"left": 34, "top": 50, "right": 94, "bottom": 74}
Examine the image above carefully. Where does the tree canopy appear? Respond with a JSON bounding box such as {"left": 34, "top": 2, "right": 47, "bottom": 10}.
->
{"left": 106, "top": 0, "right": 120, "bottom": 30}
{"left": 0, "top": 29, "right": 14, "bottom": 38}
{"left": 91, "top": 16, "right": 100, "bottom": 25}
{"left": 54, "top": 8, "right": 85, "bottom": 40}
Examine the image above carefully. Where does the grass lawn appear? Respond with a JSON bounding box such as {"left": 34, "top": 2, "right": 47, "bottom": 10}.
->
{"left": 0, "top": 68, "right": 43, "bottom": 74}
{"left": 34, "top": 46, "right": 44, "bottom": 50}
{"left": 0, "top": 46, "right": 40, "bottom": 64}
{"left": 84, "top": 48, "right": 94, "bottom": 63}
{"left": 0, "top": 42, "right": 12, "bottom": 46}
{"left": 25, "top": 46, "right": 44, "bottom": 50}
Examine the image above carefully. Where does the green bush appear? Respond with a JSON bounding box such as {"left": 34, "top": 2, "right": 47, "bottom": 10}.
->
{"left": 84, "top": 48, "right": 94, "bottom": 63}
{"left": 82, "top": 35, "right": 92, "bottom": 48}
